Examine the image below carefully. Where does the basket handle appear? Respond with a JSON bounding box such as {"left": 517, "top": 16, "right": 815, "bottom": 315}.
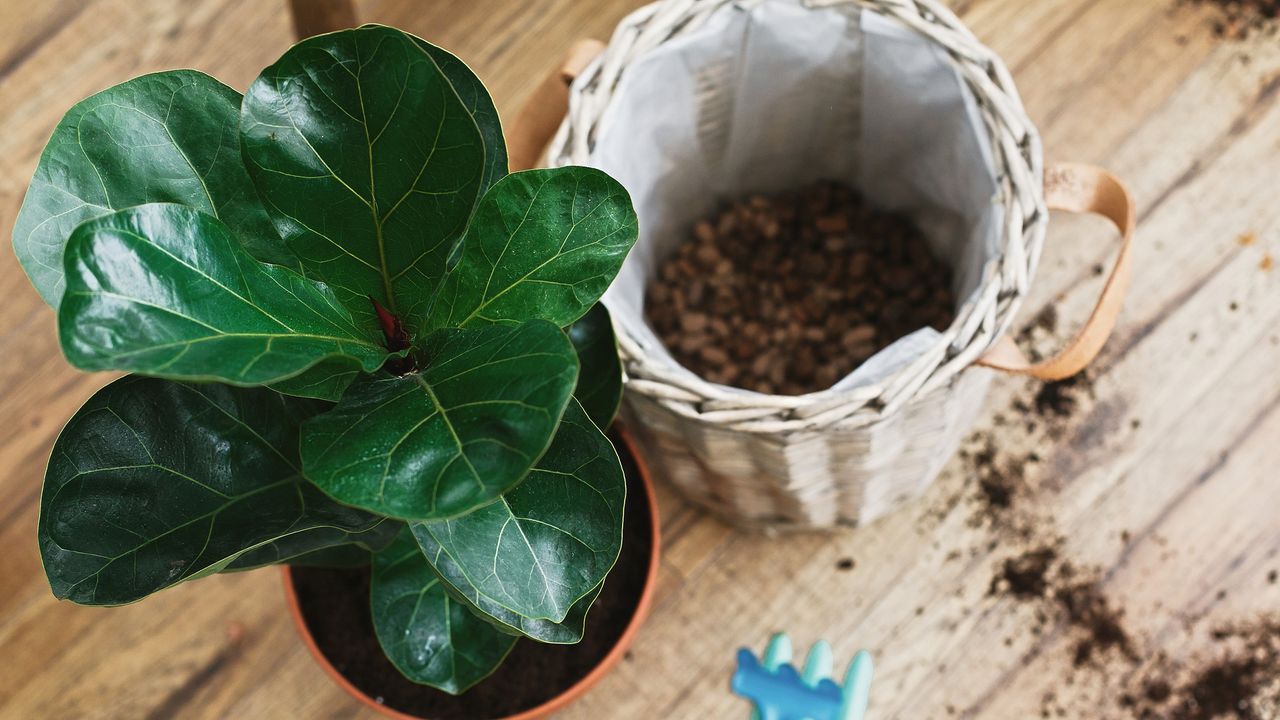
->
{"left": 975, "top": 163, "right": 1136, "bottom": 380}
{"left": 507, "top": 39, "right": 605, "bottom": 171}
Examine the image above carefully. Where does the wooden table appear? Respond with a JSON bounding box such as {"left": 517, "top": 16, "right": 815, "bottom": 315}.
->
{"left": 1, "top": 1, "right": 1277, "bottom": 717}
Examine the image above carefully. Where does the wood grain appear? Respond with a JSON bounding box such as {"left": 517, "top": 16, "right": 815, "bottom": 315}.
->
{"left": 288, "top": 0, "right": 357, "bottom": 38}
{"left": 0, "top": 1, "right": 1277, "bottom": 718}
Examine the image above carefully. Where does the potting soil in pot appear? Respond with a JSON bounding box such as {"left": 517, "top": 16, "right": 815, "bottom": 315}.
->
{"left": 645, "top": 180, "right": 955, "bottom": 395}
{"left": 291, "top": 434, "right": 653, "bottom": 720}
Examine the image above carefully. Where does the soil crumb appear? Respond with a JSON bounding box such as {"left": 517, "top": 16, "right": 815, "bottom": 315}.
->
{"left": 1124, "top": 618, "right": 1280, "bottom": 720}
{"left": 1055, "top": 574, "right": 1135, "bottom": 667}
{"left": 989, "top": 548, "right": 1134, "bottom": 669}
{"left": 963, "top": 438, "right": 1042, "bottom": 533}
{"left": 973, "top": 441, "right": 1016, "bottom": 511}
{"left": 990, "top": 546, "right": 1058, "bottom": 599}
{"left": 1187, "top": 0, "right": 1280, "bottom": 39}
{"left": 1016, "top": 306, "right": 1060, "bottom": 359}
{"left": 1034, "top": 372, "right": 1093, "bottom": 418}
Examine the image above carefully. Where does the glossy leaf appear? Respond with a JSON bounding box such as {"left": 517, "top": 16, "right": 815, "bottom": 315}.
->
{"left": 301, "top": 320, "right": 578, "bottom": 520}
{"left": 428, "top": 167, "right": 638, "bottom": 330}
{"left": 224, "top": 520, "right": 401, "bottom": 571}
{"left": 372, "top": 528, "right": 516, "bottom": 693}
{"left": 59, "top": 204, "right": 388, "bottom": 386}
{"left": 417, "top": 527, "right": 604, "bottom": 643}
{"left": 241, "top": 24, "right": 486, "bottom": 329}
{"left": 413, "top": 400, "right": 624, "bottom": 623}
{"left": 282, "top": 544, "right": 376, "bottom": 568}
{"left": 39, "top": 377, "right": 381, "bottom": 605}
{"left": 268, "top": 356, "right": 369, "bottom": 401}
{"left": 413, "top": 37, "right": 506, "bottom": 194}
{"left": 13, "top": 70, "right": 294, "bottom": 308}
{"left": 568, "top": 304, "right": 623, "bottom": 429}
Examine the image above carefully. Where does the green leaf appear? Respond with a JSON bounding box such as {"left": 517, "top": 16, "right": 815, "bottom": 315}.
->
{"left": 371, "top": 528, "right": 516, "bottom": 693}
{"left": 568, "top": 304, "right": 623, "bottom": 429}
{"left": 413, "top": 36, "right": 506, "bottom": 194}
{"left": 428, "top": 167, "right": 638, "bottom": 330}
{"left": 13, "top": 70, "right": 295, "bottom": 308}
{"left": 39, "top": 377, "right": 382, "bottom": 606}
{"left": 412, "top": 400, "right": 624, "bottom": 623}
{"left": 301, "top": 320, "right": 578, "bottom": 520}
{"left": 241, "top": 25, "right": 486, "bottom": 330}
{"left": 59, "top": 204, "right": 389, "bottom": 386}
{"left": 268, "top": 356, "right": 368, "bottom": 401}
{"left": 282, "top": 544, "right": 376, "bottom": 568}
{"left": 223, "top": 520, "right": 401, "bottom": 571}
{"left": 416, "top": 527, "right": 605, "bottom": 643}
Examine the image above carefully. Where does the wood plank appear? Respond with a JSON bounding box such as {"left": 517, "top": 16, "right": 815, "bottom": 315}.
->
{"left": 0, "top": 0, "right": 90, "bottom": 81}
{"left": 289, "top": 0, "right": 358, "bottom": 38}
{"left": 1, "top": 0, "right": 1278, "bottom": 718}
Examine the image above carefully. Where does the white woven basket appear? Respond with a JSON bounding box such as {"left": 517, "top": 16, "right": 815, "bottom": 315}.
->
{"left": 540, "top": 0, "right": 1133, "bottom": 530}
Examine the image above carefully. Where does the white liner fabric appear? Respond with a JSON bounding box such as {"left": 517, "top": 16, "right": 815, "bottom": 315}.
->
{"left": 584, "top": 0, "right": 1001, "bottom": 395}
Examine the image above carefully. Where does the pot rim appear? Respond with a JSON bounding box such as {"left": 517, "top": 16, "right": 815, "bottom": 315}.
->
{"left": 281, "top": 423, "right": 662, "bottom": 720}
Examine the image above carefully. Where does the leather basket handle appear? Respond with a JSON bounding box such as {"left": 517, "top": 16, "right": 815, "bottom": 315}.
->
{"left": 976, "top": 163, "right": 1136, "bottom": 380}
{"left": 507, "top": 39, "right": 605, "bottom": 171}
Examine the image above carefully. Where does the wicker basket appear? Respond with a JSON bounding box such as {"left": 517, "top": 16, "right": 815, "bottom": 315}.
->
{"left": 511, "top": 0, "right": 1135, "bottom": 531}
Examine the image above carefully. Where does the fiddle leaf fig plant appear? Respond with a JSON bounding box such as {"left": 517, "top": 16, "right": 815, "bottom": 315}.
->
{"left": 17, "top": 24, "right": 636, "bottom": 695}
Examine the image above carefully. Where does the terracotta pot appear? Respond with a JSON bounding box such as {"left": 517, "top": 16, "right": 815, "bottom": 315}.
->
{"left": 281, "top": 425, "right": 661, "bottom": 720}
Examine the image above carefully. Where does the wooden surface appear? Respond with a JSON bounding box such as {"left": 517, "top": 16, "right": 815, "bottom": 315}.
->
{"left": 1, "top": 1, "right": 1278, "bottom": 718}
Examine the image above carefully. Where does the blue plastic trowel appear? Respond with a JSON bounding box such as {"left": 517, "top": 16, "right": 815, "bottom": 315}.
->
{"left": 731, "top": 633, "right": 874, "bottom": 720}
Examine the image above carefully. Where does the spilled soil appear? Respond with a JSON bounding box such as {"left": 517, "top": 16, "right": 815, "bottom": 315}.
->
{"left": 1186, "top": 0, "right": 1280, "bottom": 39}
{"left": 951, "top": 334, "right": 1280, "bottom": 718}
{"left": 968, "top": 372, "right": 1138, "bottom": 676}
{"left": 1124, "top": 619, "right": 1280, "bottom": 719}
